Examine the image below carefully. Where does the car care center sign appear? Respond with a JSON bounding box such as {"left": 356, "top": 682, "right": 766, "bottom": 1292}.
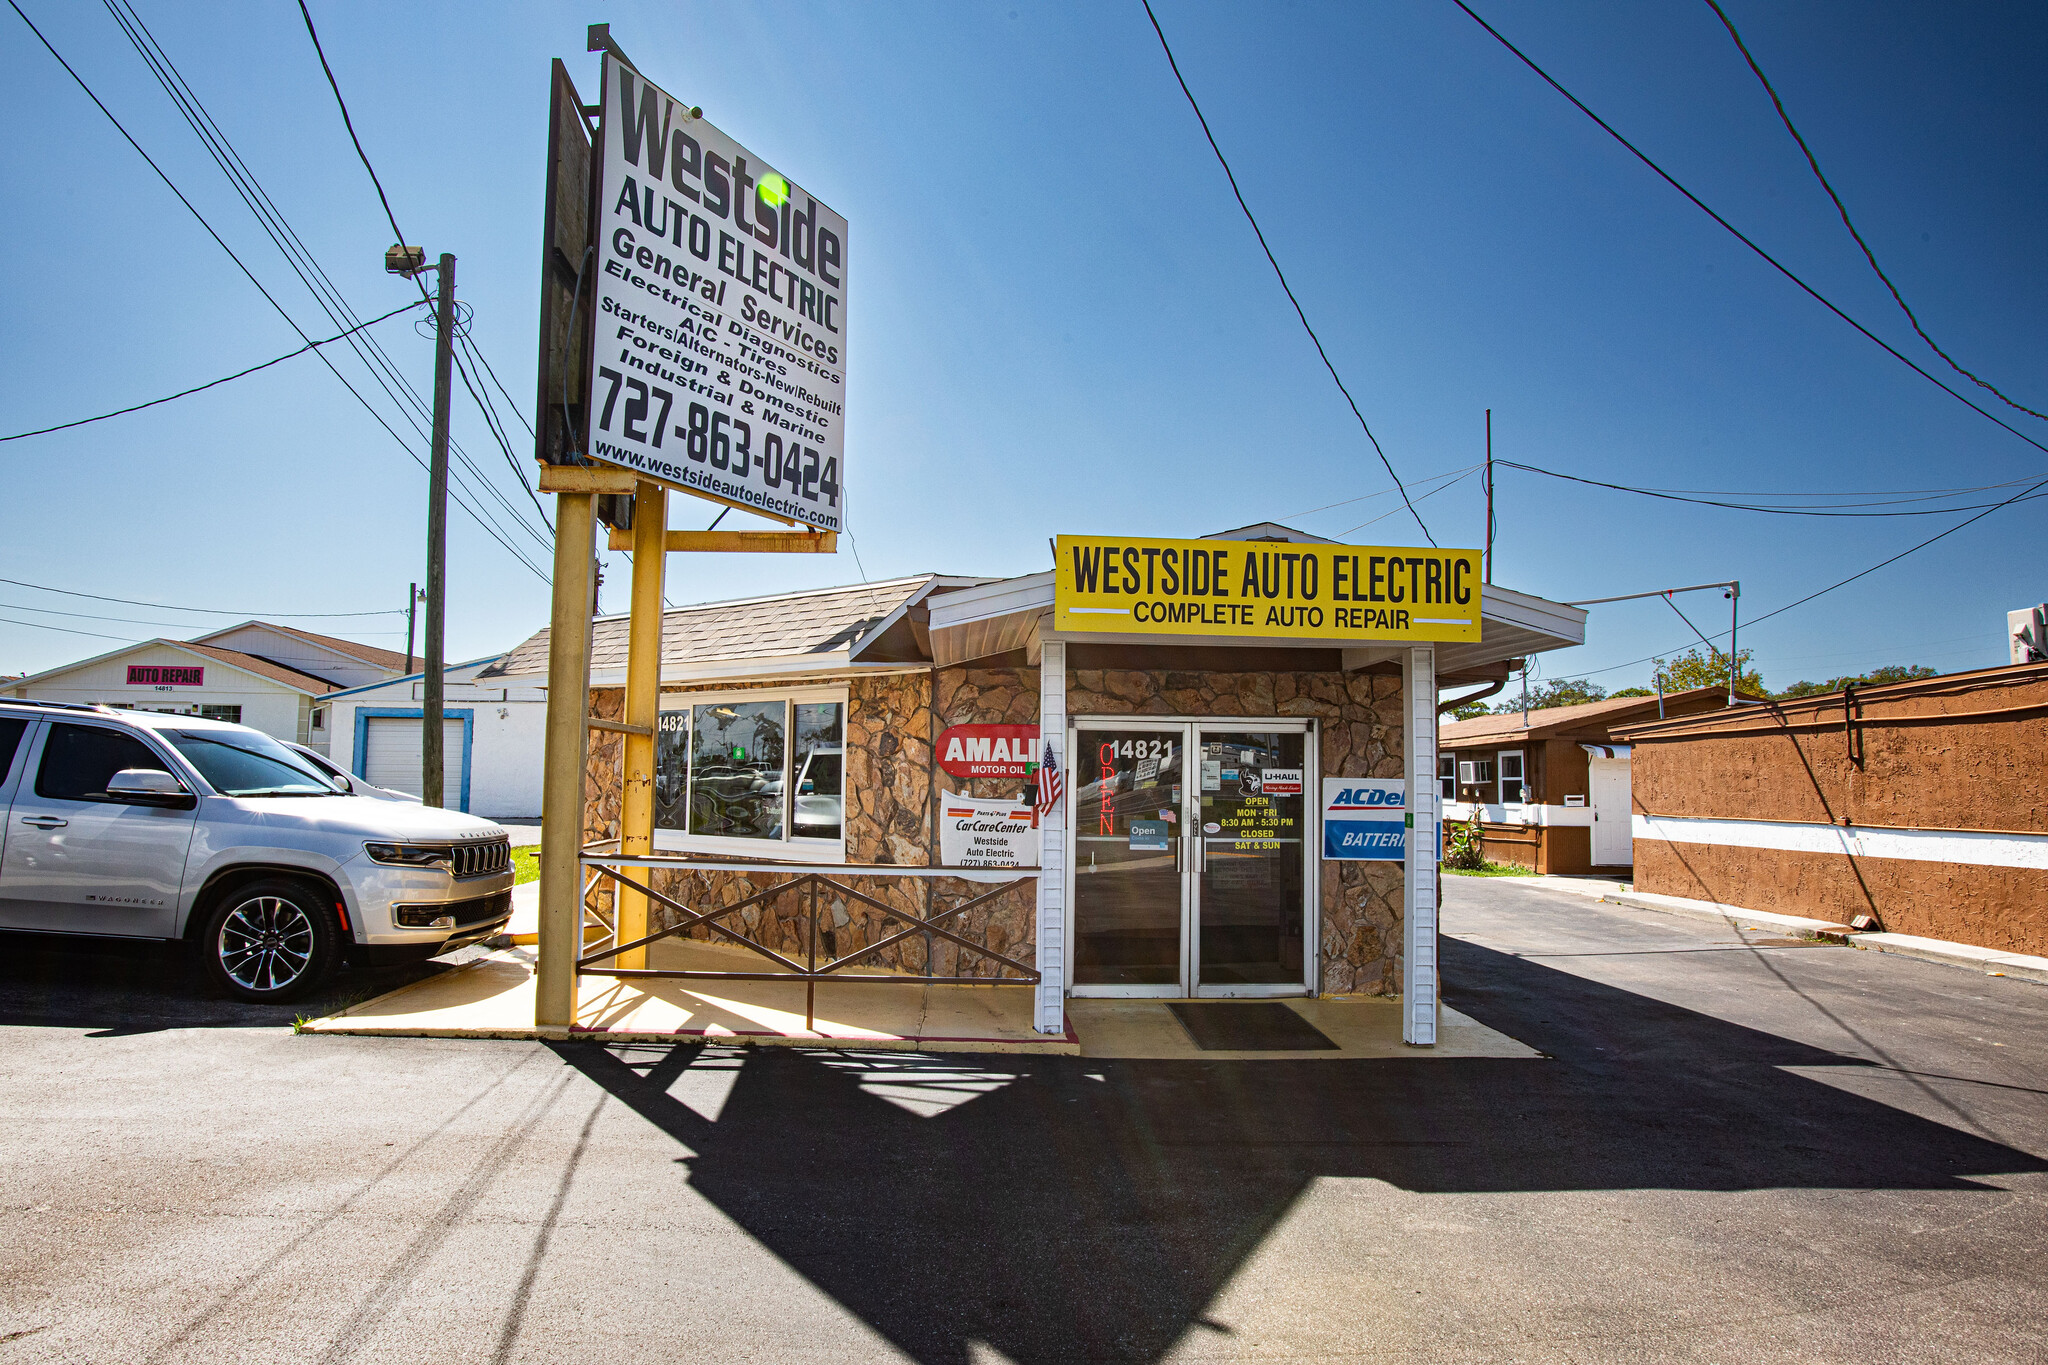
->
{"left": 938, "top": 793, "right": 1039, "bottom": 868}
{"left": 1323, "top": 779, "right": 1406, "bottom": 860}
{"left": 1055, "top": 535, "right": 1482, "bottom": 643}
{"left": 587, "top": 53, "right": 846, "bottom": 531}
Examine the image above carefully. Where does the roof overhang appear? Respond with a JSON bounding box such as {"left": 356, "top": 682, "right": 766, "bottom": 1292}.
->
{"left": 926, "top": 574, "right": 1586, "bottom": 672}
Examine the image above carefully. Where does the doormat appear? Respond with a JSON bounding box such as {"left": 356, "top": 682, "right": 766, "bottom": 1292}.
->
{"left": 1166, "top": 1002, "right": 1339, "bottom": 1051}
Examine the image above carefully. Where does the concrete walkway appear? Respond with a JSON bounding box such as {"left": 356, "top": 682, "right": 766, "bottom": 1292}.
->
{"left": 305, "top": 935, "right": 1534, "bottom": 1060}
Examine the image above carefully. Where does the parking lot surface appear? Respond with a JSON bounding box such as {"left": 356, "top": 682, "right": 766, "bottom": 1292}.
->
{"left": 0, "top": 878, "right": 2043, "bottom": 1363}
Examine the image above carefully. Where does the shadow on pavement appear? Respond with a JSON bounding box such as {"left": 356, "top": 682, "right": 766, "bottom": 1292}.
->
{"left": 0, "top": 929, "right": 467, "bottom": 1034}
{"left": 549, "top": 939, "right": 2048, "bottom": 1364}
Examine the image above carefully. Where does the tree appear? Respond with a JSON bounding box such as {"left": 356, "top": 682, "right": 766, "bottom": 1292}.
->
{"left": 1776, "top": 664, "right": 1937, "bottom": 699}
{"left": 1653, "top": 647, "right": 1765, "bottom": 696}
{"left": 1610, "top": 687, "right": 1654, "bottom": 698}
{"left": 1446, "top": 699, "right": 1495, "bottom": 720}
{"left": 1490, "top": 678, "right": 1608, "bottom": 713}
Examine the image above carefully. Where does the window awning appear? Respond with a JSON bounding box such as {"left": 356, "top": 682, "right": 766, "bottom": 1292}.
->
{"left": 1580, "top": 743, "right": 1632, "bottom": 760}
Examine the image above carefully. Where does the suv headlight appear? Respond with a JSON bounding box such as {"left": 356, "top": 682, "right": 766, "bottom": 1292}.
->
{"left": 365, "top": 842, "right": 454, "bottom": 868}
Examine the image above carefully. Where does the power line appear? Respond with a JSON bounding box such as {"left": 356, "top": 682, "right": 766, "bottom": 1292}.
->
{"left": 10, "top": 1, "right": 547, "bottom": 584}
{"left": 462, "top": 332, "right": 538, "bottom": 439}
{"left": 1, "top": 302, "right": 422, "bottom": 442}
{"left": 1449, "top": 0, "right": 2048, "bottom": 467}
{"left": 90, "top": 0, "right": 551, "bottom": 581}
{"left": 296, "top": 0, "right": 553, "bottom": 525}
{"left": 1553, "top": 466, "right": 2048, "bottom": 683}
{"left": 1499, "top": 459, "right": 2048, "bottom": 516}
{"left": 0, "top": 575, "right": 400, "bottom": 618}
{"left": 105, "top": 0, "right": 551, "bottom": 563}
{"left": 1141, "top": 0, "right": 1435, "bottom": 545}
{"left": 1702, "top": 0, "right": 2048, "bottom": 423}
{"left": 0, "top": 615, "right": 138, "bottom": 644}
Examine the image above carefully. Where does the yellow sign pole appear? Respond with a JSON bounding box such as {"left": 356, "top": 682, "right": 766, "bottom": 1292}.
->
{"left": 616, "top": 480, "right": 668, "bottom": 970}
{"left": 534, "top": 487, "right": 596, "bottom": 1032}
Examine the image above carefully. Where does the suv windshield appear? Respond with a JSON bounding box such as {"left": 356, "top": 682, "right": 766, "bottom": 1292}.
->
{"left": 167, "top": 728, "right": 340, "bottom": 797}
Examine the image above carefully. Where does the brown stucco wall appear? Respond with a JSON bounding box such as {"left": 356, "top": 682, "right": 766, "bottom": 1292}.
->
{"left": 1624, "top": 666, "right": 2048, "bottom": 953}
{"left": 581, "top": 661, "right": 1412, "bottom": 995}
{"left": 1635, "top": 841, "right": 2048, "bottom": 955}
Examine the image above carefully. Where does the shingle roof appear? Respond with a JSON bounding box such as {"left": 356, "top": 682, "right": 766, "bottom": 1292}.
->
{"left": 483, "top": 576, "right": 936, "bottom": 679}
{"left": 177, "top": 642, "right": 343, "bottom": 694}
{"left": 206, "top": 622, "right": 408, "bottom": 672}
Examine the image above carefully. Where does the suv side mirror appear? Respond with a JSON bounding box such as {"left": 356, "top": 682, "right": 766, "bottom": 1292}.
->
{"left": 106, "top": 768, "right": 197, "bottom": 810}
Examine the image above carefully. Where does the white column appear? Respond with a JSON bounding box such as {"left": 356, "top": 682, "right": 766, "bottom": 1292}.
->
{"left": 1034, "top": 637, "right": 1067, "bottom": 1034}
{"left": 1402, "top": 645, "right": 1439, "bottom": 1045}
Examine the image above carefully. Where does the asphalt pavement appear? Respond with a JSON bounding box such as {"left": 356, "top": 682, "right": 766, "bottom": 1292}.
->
{"left": 0, "top": 877, "right": 2043, "bottom": 1363}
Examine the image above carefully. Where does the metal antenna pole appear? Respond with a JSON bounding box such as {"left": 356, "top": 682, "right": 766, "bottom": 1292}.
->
{"left": 424, "top": 253, "right": 456, "bottom": 808}
{"left": 404, "top": 581, "right": 418, "bottom": 674}
{"left": 1728, "top": 581, "right": 1741, "bottom": 705}
{"left": 1483, "top": 409, "right": 1494, "bottom": 584}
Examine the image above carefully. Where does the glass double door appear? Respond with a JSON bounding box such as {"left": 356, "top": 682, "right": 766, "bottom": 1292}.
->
{"left": 1069, "top": 720, "right": 1311, "bottom": 997}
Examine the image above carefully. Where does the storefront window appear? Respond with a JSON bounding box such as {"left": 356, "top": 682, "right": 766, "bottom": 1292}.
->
{"left": 791, "top": 702, "right": 844, "bottom": 841}
{"left": 654, "top": 692, "right": 846, "bottom": 853}
{"left": 689, "top": 700, "right": 785, "bottom": 839}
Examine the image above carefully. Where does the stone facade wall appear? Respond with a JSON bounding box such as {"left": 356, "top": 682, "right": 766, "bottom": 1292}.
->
{"left": 1066, "top": 667, "right": 1407, "bottom": 995}
{"left": 579, "top": 661, "right": 1408, "bottom": 995}
{"left": 580, "top": 671, "right": 1035, "bottom": 978}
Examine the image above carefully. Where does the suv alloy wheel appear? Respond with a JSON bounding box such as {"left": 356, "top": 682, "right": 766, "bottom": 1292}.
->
{"left": 200, "top": 877, "right": 342, "bottom": 1003}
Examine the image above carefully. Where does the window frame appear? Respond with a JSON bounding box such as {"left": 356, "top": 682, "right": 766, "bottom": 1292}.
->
{"left": 1438, "top": 753, "right": 1456, "bottom": 802}
{"left": 1496, "top": 749, "right": 1526, "bottom": 806}
{"left": 651, "top": 685, "right": 850, "bottom": 863}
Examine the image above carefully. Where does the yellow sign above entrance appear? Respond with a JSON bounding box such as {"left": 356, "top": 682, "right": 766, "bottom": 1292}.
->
{"left": 1054, "top": 535, "right": 1483, "bottom": 643}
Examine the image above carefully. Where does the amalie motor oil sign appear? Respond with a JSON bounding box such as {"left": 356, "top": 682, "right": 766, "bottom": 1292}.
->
{"left": 936, "top": 724, "right": 1039, "bottom": 780}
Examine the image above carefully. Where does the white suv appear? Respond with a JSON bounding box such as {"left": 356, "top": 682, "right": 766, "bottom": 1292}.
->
{"left": 0, "top": 701, "right": 515, "bottom": 1003}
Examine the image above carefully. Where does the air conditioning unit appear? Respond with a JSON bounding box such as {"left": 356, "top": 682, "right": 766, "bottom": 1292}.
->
{"left": 2013, "top": 604, "right": 2048, "bottom": 664}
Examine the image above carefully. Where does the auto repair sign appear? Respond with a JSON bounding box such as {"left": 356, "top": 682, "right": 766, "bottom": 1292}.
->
{"left": 936, "top": 724, "right": 1038, "bottom": 780}
{"left": 1322, "top": 778, "right": 1405, "bottom": 861}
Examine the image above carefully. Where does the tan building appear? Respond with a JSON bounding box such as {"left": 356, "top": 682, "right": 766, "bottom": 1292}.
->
{"left": 1616, "top": 661, "right": 2048, "bottom": 956}
{"left": 493, "top": 527, "right": 1585, "bottom": 1033}
{"left": 1438, "top": 688, "right": 1755, "bottom": 875}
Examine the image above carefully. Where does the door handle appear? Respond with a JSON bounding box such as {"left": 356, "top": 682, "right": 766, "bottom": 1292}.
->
{"left": 21, "top": 816, "right": 66, "bottom": 829}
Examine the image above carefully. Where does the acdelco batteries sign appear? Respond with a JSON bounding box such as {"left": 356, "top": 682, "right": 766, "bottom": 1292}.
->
{"left": 1322, "top": 779, "right": 1406, "bottom": 861}
{"left": 586, "top": 53, "right": 846, "bottom": 531}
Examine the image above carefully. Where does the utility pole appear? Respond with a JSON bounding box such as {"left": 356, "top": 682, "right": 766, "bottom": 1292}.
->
{"left": 387, "top": 242, "right": 456, "bottom": 806}
{"left": 1484, "top": 409, "right": 1494, "bottom": 584}
{"left": 404, "top": 582, "right": 420, "bottom": 673}
{"left": 423, "top": 253, "right": 456, "bottom": 808}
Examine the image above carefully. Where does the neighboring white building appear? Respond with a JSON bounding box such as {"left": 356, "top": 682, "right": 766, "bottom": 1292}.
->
{"left": 8, "top": 622, "right": 407, "bottom": 753}
{"left": 324, "top": 655, "right": 547, "bottom": 817}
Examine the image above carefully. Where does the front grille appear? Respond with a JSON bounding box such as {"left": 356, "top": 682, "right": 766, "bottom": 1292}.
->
{"left": 396, "top": 891, "right": 511, "bottom": 929}
{"left": 450, "top": 838, "right": 511, "bottom": 879}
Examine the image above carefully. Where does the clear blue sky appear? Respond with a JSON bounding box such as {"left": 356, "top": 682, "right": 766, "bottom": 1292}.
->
{"left": 3, "top": 1, "right": 2042, "bottom": 693}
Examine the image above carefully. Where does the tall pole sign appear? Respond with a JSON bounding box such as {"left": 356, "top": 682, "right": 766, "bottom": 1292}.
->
{"left": 585, "top": 52, "right": 848, "bottom": 532}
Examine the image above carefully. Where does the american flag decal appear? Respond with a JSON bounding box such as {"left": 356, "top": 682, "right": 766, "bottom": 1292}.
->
{"left": 1035, "top": 741, "right": 1063, "bottom": 817}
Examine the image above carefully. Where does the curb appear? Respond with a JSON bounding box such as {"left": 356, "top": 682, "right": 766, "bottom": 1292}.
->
{"left": 1592, "top": 892, "right": 2048, "bottom": 983}
{"left": 1845, "top": 932, "right": 2048, "bottom": 985}
{"left": 1596, "top": 891, "right": 1853, "bottom": 940}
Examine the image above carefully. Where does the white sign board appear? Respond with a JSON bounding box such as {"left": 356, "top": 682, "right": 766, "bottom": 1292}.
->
{"left": 938, "top": 793, "right": 1040, "bottom": 868}
{"left": 587, "top": 53, "right": 847, "bottom": 531}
